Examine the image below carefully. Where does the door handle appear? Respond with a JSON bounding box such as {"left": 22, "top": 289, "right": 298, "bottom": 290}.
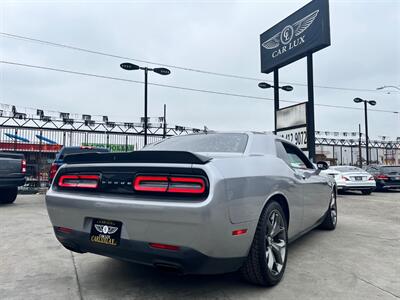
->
{"left": 294, "top": 172, "right": 306, "bottom": 180}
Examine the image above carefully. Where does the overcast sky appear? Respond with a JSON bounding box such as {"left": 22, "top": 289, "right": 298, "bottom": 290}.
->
{"left": 1, "top": 0, "right": 399, "bottom": 139}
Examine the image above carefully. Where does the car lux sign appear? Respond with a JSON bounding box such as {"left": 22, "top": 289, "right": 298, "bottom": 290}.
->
{"left": 260, "top": 0, "right": 330, "bottom": 74}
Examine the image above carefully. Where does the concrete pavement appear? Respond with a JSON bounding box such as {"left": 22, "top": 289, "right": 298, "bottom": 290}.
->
{"left": 1, "top": 192, "right": 399, "bottom": 299}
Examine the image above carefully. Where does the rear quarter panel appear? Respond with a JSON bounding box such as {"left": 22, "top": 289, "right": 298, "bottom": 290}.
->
{"left": 210, "top": 155, "right": 304, "bottom": 239}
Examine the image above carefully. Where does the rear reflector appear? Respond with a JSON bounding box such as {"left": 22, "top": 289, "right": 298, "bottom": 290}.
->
{"left": 149, "top": 243, "right": 180, "bottom": 251}
{"left": 232, "top": 229, "right": 248, "bottom": 236}
{"left": 134, "top": 175, "right": 206, "bottom": 194}
{"left": 57, "top": 227, "right": 73, "bottom": 234}
{"left": 58, "top": 174, "right": 100, "bottom": 189}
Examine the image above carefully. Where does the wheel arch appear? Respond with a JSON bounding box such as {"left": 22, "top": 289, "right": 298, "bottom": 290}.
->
{"left": 263, "top": 192, "right": 290, "bottom": 229}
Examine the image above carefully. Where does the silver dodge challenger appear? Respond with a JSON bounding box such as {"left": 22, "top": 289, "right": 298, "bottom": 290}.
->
{"left": 46, "top": 132, "right": 337, "bottom": 286}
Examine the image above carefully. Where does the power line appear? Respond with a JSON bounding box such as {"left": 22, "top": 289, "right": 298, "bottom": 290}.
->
{"left": 0, "top": 60, "right": 399, "bottom": 115}
{"left": 0, "top": 32, "right": 394, "bottom": 94}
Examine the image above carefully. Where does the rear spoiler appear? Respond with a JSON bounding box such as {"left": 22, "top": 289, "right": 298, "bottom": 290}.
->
{"left": 63, "top": 151, "right": 212, "bottom": 165}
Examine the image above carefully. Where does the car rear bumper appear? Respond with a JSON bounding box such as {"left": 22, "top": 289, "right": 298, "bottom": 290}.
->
{"left": 376, "top": 182, "right": 400, "bottom": 190}
{"left": 54, "top": 227, "right": 245, "bottom": 274}
{"left": 0, "top": 177, "right": 26, "bottom": 188}
{"left": 337, "top": 182, "right": 376, "bottom": 190}
{"left": 46, "top": 187, "right": 256, "bottom": 274}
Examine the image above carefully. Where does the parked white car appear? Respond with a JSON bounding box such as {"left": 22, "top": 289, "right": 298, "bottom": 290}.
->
{"left": 321, "top": 166, "right": 376, "bottom": 195}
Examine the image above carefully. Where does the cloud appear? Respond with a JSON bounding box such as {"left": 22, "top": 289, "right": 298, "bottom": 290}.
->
{"left": 0, "top": 0, "right": 399, "bottom": 138}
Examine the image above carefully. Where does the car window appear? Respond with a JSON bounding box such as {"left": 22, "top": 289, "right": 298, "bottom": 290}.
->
{"left": 147, "top": 133, "right": 248, "bottom": 153}
{"left": 280, "top": 141, "right": 314, "bottom": 170}
{"left": 331, "top": 166, "right": 364, "bottom": 172}
{"left": 275, "top": 141, "right": 289, "bottom": 161}
{"left": 381, "top": 166, "right": 400, "bottom": 174}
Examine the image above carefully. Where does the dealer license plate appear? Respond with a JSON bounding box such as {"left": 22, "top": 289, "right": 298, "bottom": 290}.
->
{"left": 90, "top": 218, "right": 122, "bottom": 246}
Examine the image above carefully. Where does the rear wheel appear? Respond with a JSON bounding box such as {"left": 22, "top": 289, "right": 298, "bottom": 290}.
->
{"left": 361, "top": 190, "right": 372, "bottom": 195}
{"left": 319, "top": 190, "right": 337, "bottom": 230}
{"left": 241, "top": 201, "right": 288, "bottom": 286}
{"left": 0, "top": 187, "right": 18, "bottom": 204}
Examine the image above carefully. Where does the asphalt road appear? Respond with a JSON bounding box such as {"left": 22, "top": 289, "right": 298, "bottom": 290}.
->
{"left": 1, "top": 191, "right": 399, "bottom": 300}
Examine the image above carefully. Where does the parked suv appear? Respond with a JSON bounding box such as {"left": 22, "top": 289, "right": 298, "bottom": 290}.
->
{"left": 365, "top": 165, "right": 400, "bottom": 191}
{"left": 49, "top": 146, "right": 110, "bottom": 182}
{"left": 0, "top": 152, "right": 26, "bottom": 204}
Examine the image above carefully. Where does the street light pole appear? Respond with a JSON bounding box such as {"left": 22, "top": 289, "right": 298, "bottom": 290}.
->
{"left": 163, "top": 104, "right": 167, "bottom": 138}
{"left": 353, "top": 97, "right": 376, "bottom": 166}
{"left": 364, "top": 100, "right": 369, "bottom": 165}
{"left": 120, "top": 63, "right": 170, "bottom": 146}
{"left": 258, "top": 81, "right": 294, "bottom": 133}
{"left": 144, "top": 67, "right": 148, "bottom": 145}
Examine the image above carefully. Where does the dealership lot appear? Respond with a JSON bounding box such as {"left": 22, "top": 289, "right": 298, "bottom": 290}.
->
{"left": 0, "top": 192, "right": 399, "bottom": 300}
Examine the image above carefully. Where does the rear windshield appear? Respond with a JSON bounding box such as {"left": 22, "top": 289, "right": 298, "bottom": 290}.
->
{"left": 381, "top": 166, "right": 400, "bottom": 174}
{"left": 147, "top": 133, "right": 248, "bottom": 153}
{"left": 331, "top": 166, "right": 364, "bottom": 172}
{"left": 58, "top": 147, "right": 109, "bottom": 159}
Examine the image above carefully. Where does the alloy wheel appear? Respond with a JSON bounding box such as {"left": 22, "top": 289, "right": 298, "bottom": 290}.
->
{"left": 265, "top": 210, "right": 287, "bottom": 276}
{"left": 330, "top": 192, "right": 337, "bottom": 225}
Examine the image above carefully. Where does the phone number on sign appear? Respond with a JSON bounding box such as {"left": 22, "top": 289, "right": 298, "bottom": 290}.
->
{"left": 279, "top": 130, "right": 307, "bottom": 147}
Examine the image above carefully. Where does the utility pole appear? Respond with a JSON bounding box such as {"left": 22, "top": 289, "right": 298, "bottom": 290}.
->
{"left": 358, "top": 124, "right": 362, "bottom": 168}
{"left": 163, "top": 104, "right": 167, "bottom": 138}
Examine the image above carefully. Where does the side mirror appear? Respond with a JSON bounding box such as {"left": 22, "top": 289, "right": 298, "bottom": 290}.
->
{"left": 316, "top": 161, "right": 329, "bottom": 170}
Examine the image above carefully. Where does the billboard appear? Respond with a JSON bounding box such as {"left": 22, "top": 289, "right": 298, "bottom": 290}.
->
{"left": 260, "top": 0, "right": 330, "bottom": 74}
{"left": 276, "top": 102, "right": 308, "bottom": 150}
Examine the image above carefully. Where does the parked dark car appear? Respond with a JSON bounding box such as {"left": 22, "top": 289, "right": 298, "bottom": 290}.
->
{"left": 0, "top": 152, "right": 26, "bottom": 204}
{"left": 365, "top": 165, "right": 400, "bottom": 191}
{"left": 49, "top": 146, "right": 110, "bottom": 182}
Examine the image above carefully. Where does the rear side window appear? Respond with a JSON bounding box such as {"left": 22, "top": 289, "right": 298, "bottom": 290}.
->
{"left": 381, "top": 166, "right": 400, "bottom": 174}
{"left": 280, "top": 141, "right": 314, "bottom": 170}
{"left": 147, "top": 133, "right": 248, "bottom": 153}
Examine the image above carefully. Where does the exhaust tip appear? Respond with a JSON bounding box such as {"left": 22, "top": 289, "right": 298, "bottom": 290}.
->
{"left": 153, "top": 263, "right": 183, "bottom": 275}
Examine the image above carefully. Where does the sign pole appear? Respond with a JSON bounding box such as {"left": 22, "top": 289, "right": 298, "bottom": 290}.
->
{"left": 306, "top": 53, "right": 316, "bottom": 162}
{"left": 273, "top": 69, "right": 279, "bottom": 133}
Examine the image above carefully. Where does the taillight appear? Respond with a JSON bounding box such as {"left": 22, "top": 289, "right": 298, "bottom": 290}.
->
{"left": 134, "top": 176, "right": 168, "bottom": 192}
{"left": 49, "top": 163, "right": 59, "bottom": 180}
{"left": 368, "top": 176, "right": 374, "bottom": 181}
{"left": 58, "top": 174, "right": 100, "bottom": 189}
{"left": 21, "top": 159, "right": 27, "bottom": 174}
{"left": 168, "top": 177, "right": 206, "bottom": 194}
{"left": 375, "top": 174, "right": 388, "bottom": 180}
{"left": 342, "top": 176, "right": 350, "bottom": 181}
{"left": 133, "top": 175, "right": 206, "bottom": 195}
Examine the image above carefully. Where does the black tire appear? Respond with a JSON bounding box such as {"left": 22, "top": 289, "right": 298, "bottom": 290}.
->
{"left": 361, "top": 190, "right": 372, "bottom": 195}
{"left": 241, "top": 201, "right": 288, "bottom": 286}
{"left": 319, "top": 189, "right": 337, "bottom": 230}
{"left": 0, "top": 187, "right": 18, "bottom": 204}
